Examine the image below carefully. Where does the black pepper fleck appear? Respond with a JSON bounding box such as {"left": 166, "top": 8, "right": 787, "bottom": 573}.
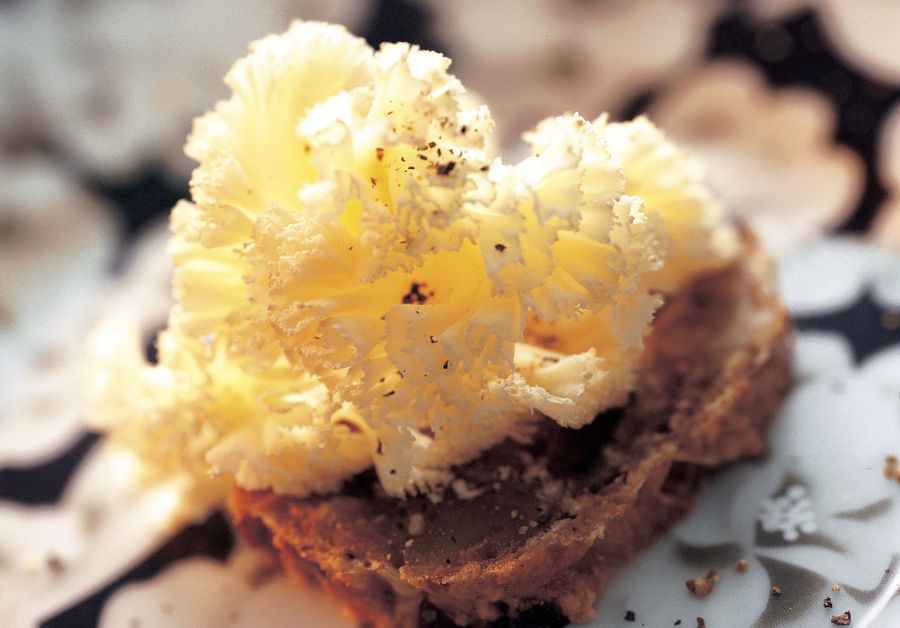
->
{"left": 402, "top": 282, "right": 430, "bottom": 304}
{"left": 436, "top": 161, "right": 456, "bottom": 175}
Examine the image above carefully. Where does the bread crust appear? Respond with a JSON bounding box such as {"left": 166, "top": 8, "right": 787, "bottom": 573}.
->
{"left": 228, "top": 231, "right": 792, "bottom": 627}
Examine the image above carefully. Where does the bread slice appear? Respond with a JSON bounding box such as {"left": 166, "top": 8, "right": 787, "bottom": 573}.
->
{"left": 228, "top": 229, "right": 792, "bottom": 627}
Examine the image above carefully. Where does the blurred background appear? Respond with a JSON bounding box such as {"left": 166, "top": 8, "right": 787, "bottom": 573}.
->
{"left": 1, "top": 0, "right": 899, "bottom": 626}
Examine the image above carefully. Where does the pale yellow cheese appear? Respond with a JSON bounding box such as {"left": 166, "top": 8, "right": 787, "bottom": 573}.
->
{"left": 87, "top": 21, "right": 738, "bottom": 505}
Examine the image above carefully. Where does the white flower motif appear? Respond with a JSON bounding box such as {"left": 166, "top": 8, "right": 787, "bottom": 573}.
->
{"left": 0, "top": 3, "right": 42, "bottom": 149}
{"left": 649, "top": 61, "right": 863, "bottom": 257}
{"left": 749, "top": 0, "right": 900, "bottom": 85}
{"left": 872, "top": 201, "right": 900, "bottom": 251}
{"left": 99, "top": 548, "right": 352, "bottom": 628}
{"left": 757, "top": 484, "right": 818, "bottom": 542}
{"left": 591, "top": 330, "right": 900, "bottom": 626}
{"left": 0, "top": 221, "right": 190, "bottom": 627}
{"left": 4, "top": 0, "right": 373, "bottom": 180}
{"left": 94, "top": 220, "right": 175, "bottom": 338}
{"left": 421, "top": 0, "right": 727, "bottom": 147}
{"left": 0, "top": 157, "right": 119, "bottom": 464}
{"left": 777, "top": 236, "right": 900, "bottom": 316}
{"left": 0, "top": 445, "right": 185, "bottom": 627}
{"left": 872, "top": 102, "right": 900, "bottom": 251}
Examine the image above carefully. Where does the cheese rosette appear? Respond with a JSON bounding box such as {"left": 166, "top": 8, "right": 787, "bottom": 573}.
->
{"left": 87, "top": 21, "right": 738, "bottom": 503}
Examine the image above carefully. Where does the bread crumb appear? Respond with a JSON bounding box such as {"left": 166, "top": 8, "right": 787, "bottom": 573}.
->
{"left": 408, "top": 513, "right": 425, "bottom": 536}
{"left": 45, "top": 554, "right": 65, "bottom": 574}
{"left": 451, "top": 479, "right": 485, "bottom": 500}
{"left": 734, "top": 558, "right": 748, "bottom": 573}
{"left": 832, "top": 584, "right": 841, "bottom": 592}
{"left": 771, "top": 585, "right": 781, "bottom": 596}
{"left": 884, "top": 456, "right": 900, "bottom": 482}
{"left": 881, "top": 311, "right": 900, "bottom": 331}
{"left": 697, "top": 618, "right": 706, "bottom": 628}
{"left": 831, "top": 610, "right": 851, "bottom": 625}
{"left": 685, "top": 570, "right": 719, "bottom": 597}
{"left": 824, "top": 596, "right": 833, "bottom": 608}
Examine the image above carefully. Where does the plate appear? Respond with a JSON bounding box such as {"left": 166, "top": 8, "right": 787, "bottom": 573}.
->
{"left": 0, "top": 237, "right": 895, "bottom": 627}
{"left": 590, "top": 239, "right": 900, "bottom": 627}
